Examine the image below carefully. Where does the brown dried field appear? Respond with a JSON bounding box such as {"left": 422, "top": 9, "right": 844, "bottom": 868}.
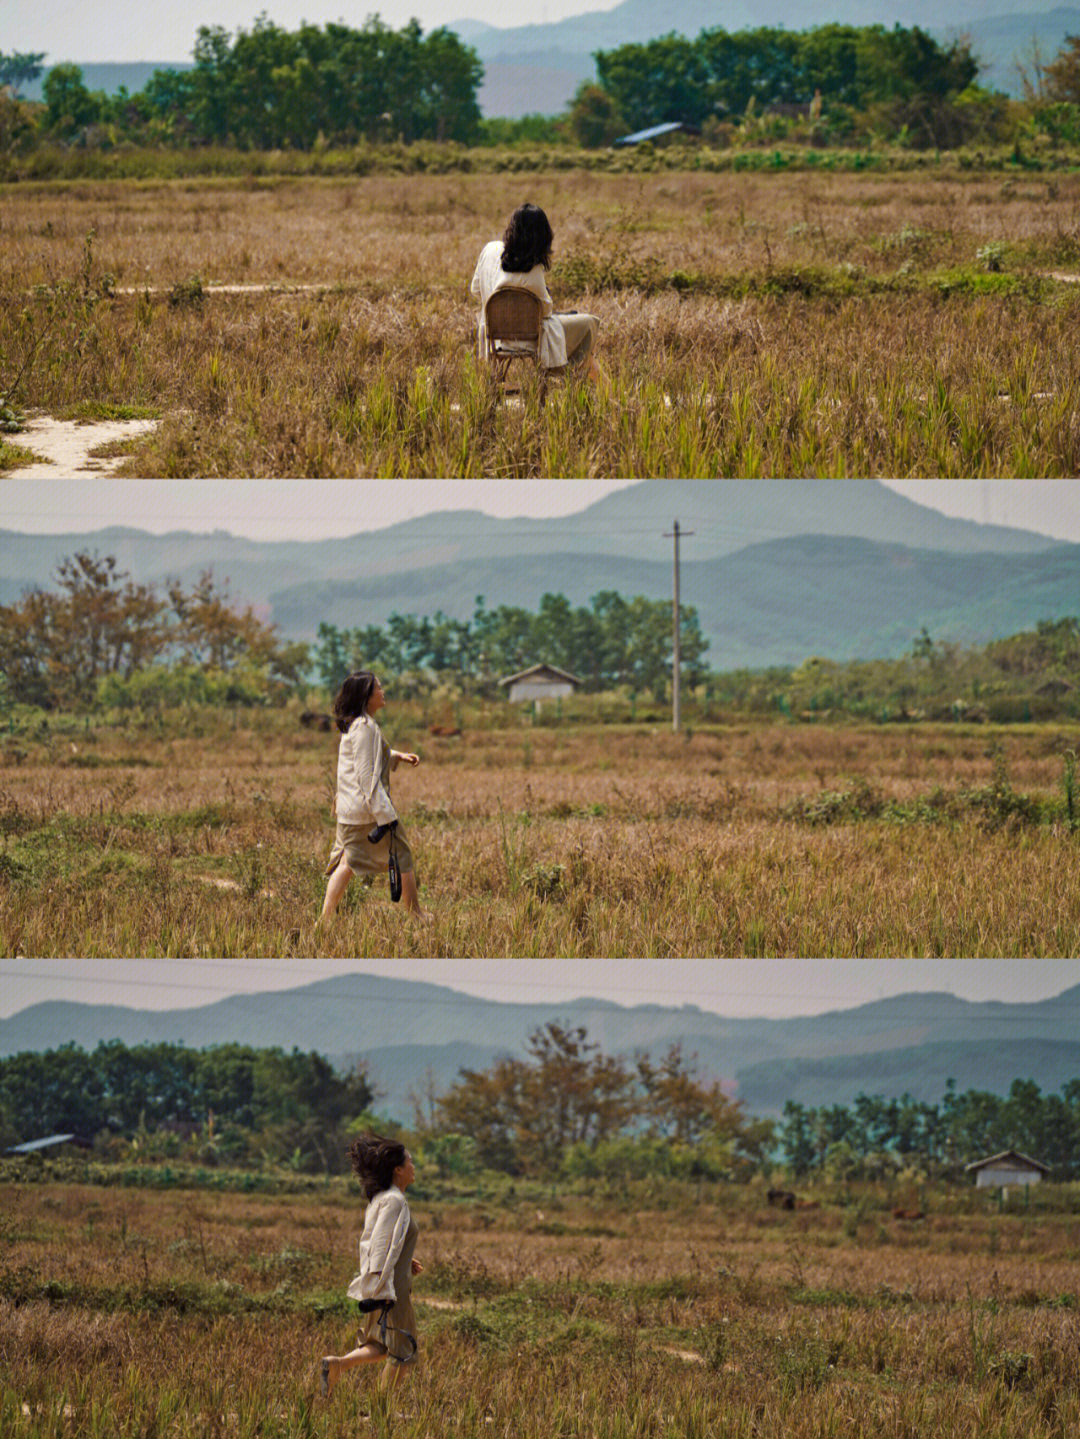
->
{"left": 5, "top": 170, "right": 1080, "bottom": 285}
{"left": 2, "top": 169, "right": 1080, "bottom": 475}
{"left": 3, "top": 709, "right": 1078, "bottom": 957}
{"left": 2, "top": 1174, "right": 1079, "bottom": 1437}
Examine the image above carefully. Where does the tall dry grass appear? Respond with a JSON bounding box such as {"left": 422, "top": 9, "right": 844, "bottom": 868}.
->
{"left": 3, "top": 711, "right": 1078, "bottom": 956}
{"left": 2, "top": 1177, "right": 1079, "bottom": 1437}
{"left": 2, "top": 171, "right": 1079, "bottom": 475}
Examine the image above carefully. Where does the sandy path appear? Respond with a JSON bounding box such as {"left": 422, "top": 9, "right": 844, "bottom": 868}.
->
{"left": 113, "top": 282, "right": 338, "bottom": 296}
{"left": 4, "top": 416, "right": 160, "bottom": 478}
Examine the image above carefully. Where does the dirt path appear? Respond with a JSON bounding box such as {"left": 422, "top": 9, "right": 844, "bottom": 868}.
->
{"left": 4, "top": 415, "right": 160, "bottom": 478}
{"left": 113, "top": 282, "right": 339, "bottom": 296}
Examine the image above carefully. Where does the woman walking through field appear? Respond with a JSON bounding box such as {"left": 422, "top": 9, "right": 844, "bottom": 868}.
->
{"left": 320, "top": 670, "right": 427, "bottom": 920}
{"left": 471, "top": 201, "right": 603, "bottom": 385}
{"left": 320, "top": 1133, "right": 422, "bottom": 1396}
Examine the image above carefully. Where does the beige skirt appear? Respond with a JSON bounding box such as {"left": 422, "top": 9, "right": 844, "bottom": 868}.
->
{"left": 324, "top": 820, "right": 415, "bottom": 877}
{"left": 557, "top": 311, "right": 599, "bottom": 367}
{"left": 359, "top": 1290, "right": 418, "bottom": 1363}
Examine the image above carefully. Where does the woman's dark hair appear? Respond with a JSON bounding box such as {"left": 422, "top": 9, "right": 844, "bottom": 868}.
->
{"left": 333, "top": 671, "right": 378, "bottom": 734}
{"left": 349, "top": 1131, "right": 408, "bottom": 1200}
{"left": 501, "top": 202, "right": 553, "bottom": 272}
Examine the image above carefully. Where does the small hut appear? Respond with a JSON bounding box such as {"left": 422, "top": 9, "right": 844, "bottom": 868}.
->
{"left": 965, "top": 1149, "right": 1050, "bottom": 1188}
{"left": 499, "top": 663, "right": 582, "bottom": 705}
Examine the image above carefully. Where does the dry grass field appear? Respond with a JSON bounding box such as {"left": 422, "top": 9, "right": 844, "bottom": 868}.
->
{"left": 3, "top": 168, "right": 1080, "bottom": 475}
{"left": 2, "top": 1172, "right": 1079, "bottom": 1437}
{"left": 2, "top": 708, "right": 1078, "bottom": 957}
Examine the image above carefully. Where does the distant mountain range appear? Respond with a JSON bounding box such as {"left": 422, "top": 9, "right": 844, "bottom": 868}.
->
{"left": 4, "top": 480, "right": 1076, "bottom": 670}
{"left": 268, "top": 536, "right": 1080, "bottom": 669}
{"left": 18, "top": 6, "right": 1080, "bottom": 116}
{"left": 4, "top": 976, "right": 1079, "bottom": 1118}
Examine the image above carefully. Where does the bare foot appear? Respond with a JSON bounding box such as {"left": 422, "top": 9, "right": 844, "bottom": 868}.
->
{"left": 320, "top": 1357, "right": 339, "bottom": 1398}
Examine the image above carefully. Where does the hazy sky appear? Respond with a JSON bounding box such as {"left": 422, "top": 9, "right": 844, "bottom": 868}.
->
{"left": 4, "top": 481, "right": 1080, "bottom": 545}
{"left": 7, "top": 0, "right": 622, "bottom": 66}
{"left": 3, "top": 958, "right": 1079, "bottom": 1021}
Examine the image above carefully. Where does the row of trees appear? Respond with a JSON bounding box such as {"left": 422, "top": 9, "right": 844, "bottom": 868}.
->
{"left": 778, "top": 617, "right": 1080, "bottom": 723}
{"left": 314, "top": 592, "right": 709, "bottom": 701}
{"left": 9, "top": 29, "right": 1080, "bottom": 157}
{"left": 0, "top": 1040, "right": 374, "bottom": 1172}
{"left": 9, "top": 18, "right": 483, "bottom": 148}
{"left": 569, "top": 31, "right": 1080, "bottom": 150}
{"left": 0, "top": 552, "right": 308, "bottom": 710}
{"left": 587, "top": 24, "right": 978, "bottom": 140}
{"left": 781, "top": 1077, "right": 1080, "bottom": 1181}
{"left": 5, "top": 1031, "right": 1078, "bottom": 1183}
{"left": 432, "top": 1030, "right": 1080, "bottom": 1182}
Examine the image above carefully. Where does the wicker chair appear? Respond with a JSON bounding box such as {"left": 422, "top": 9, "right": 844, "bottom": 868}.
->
{"left": 484, "top": 288, "right": 544, "bottom": 386}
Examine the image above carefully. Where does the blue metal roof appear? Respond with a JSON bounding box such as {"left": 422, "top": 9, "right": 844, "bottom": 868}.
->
{"left": 614, "top": 121, "right": 691, "bottom": 146}
{"left": 7, "top": 1133, "right": 77, "bottom": 1154}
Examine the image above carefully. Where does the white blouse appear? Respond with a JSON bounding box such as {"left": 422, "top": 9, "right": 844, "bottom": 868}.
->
{"left": 470, "top": 239, "right": 568, "bottom": 370}
{"left": 335, "top": 714, "right": 398, "bottom": 827}
{"left": 346, "top": 1184, "right": 411, "bottom": 1305}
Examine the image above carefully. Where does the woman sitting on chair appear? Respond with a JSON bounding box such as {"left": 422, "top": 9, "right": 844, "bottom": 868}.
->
{"left": 470, "top": 202, "right": 602, "bottom": 384}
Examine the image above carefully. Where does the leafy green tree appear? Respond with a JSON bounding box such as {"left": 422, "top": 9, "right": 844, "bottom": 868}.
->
{"left": 156, "top": 16, "right": 483, "bottom": 148}
{"left": 0, "top": 1041, "right": 373, "bottom": 1172}
{"left": 567, "top": 82, "right": 625, "bottom": 146}
{"left": 595, "top": 32, "right": 713, "bottom": 132}
{"left": 0, "top": 1044, "right": 105, "bottom": 1136}
{"left": 0, "top": 50, "right": 47, "bottom": 98}
{"left": 42, "top": 64, "right": 100, "bottom": 136}
{"left": 416, "top": 26, "right": 483, "bottom": 143}
{"left": 189, "top": 25, "right": 233, "bottom": 143}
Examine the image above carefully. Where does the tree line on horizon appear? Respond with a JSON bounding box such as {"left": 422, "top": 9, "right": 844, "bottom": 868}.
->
{"left": 0, "top": 1040, "right": 374, "bottom": 1173}
{"left": 4, "top": 24, "right": 1080, "bottom": 155}
{"left": 3, "top": 1028, "right": 1080, "bottom": 1182}
{"left": 314, "top": 592, "right": 710, "bottom": 701}
{"left": 2, "top": 19, "right": 483, "bottom": 148}
{"left": 2, "top": 551, "right": 1078, "bottom": 722}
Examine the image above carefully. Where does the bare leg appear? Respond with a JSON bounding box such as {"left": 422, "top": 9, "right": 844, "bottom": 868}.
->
{"left": 320, "top": 860, "right": 354, "bottom": 921}
{"left": 400, "top": 870, "right": 428, "bottom": 918}
{"left": 320, "top": 1342, "right": 386, "bottom": 1397}
{"left": 381, "top": 1361, "right": 413, "bottom": 1389}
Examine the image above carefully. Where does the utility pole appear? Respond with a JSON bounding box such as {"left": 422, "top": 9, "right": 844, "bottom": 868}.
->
{"left": 664, "top": 519, "right": 694, "bottom": 731}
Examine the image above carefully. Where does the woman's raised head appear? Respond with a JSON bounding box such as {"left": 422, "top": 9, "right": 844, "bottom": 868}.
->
{"left": 349, "top": 1131, "right": 409, "bottom": 1200}
{"left": 333, "top": 671, "right": 380, "bottom": 732}
{"left": 501, "top": 202, "right": 554, "bottom": 273}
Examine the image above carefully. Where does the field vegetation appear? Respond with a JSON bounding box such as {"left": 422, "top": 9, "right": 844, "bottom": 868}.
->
{"left": 2, "top": 1168, "right": 1079, "bottom": 1437}
{"left": 2, "top": 165, "right": 1080, "bottom": 475}
{"left": 2, "top": 697, "right": 1078, "bottom": 956}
